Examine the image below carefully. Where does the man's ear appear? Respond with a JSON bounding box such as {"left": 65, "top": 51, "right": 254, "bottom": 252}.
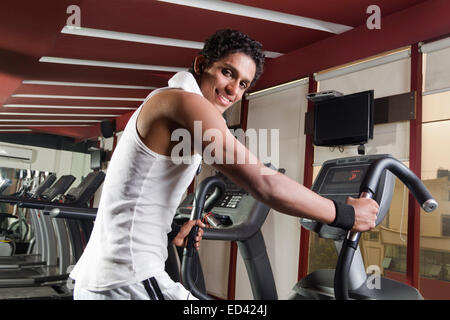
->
{"left": 193, "top": 55, "right": 206, "bottom": 74}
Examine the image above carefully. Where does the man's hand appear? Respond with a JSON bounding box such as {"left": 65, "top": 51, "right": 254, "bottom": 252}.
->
{"left": 172, "top": 219, "right": 206, "bottom": 250}
{"left": 346, "top": 197, "right": 379, "bottom": 232}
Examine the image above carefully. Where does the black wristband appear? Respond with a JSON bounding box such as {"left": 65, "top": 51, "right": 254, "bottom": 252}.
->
{"left": 329, "top": 200, "right": 355, "bottom": 230}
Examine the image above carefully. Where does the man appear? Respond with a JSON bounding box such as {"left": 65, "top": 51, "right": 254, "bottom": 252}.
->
{"left": 70, "top": 29, "right": 378, "bottom": 300}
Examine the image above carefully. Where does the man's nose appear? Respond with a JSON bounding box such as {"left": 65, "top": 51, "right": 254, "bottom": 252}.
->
{"left": 225, "top": 80, "right": 239, "bottom": 96}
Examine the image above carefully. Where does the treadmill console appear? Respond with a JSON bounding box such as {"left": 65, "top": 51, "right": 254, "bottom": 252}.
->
{"left": 31, "top": 174, "right": 57, "bottom": 199}
{"left": 39, "top": 175, "right": 76, "bottom": 201}
{"left": 64, "top": 171, "right": 105, "bottom": 205}
{"left": 176, "top": 165, "right": 285, "bottom": 228}
{"left": 177, "top": 173, "right": 254, "bottom": 227}
{"left": 301, "top": 154, "right": 396, "bottom": 240}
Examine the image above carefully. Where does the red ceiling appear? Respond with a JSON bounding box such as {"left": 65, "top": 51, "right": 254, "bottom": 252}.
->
{"left": 228, "top": 0, "right": 429, "bottom": 26}
{"left": 0, "top": 0, "right": 447, "bottom": 140}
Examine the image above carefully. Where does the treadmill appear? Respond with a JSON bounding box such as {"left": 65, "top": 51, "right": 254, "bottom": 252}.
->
{"left": 0, "top": 175, "right": 75, "bottom": 273}
{"left": 0, "top": 171, "right": 105, "bottom": 289}
{"left": 0, "top": 174, "right": 71, "bottom": 268}
{"left": 18, "top": 170, "right": 106, "bottom": 260}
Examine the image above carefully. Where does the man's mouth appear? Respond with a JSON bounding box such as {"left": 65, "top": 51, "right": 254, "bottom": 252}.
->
{"left": 216, "top": 89, "right": 232, "bottom": 105}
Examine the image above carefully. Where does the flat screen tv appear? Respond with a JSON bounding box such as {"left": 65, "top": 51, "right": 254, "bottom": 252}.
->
{"left": 313, "top": 90, "right": 374, "bottom": 147}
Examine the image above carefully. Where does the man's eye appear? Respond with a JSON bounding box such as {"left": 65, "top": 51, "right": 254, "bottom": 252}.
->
{"left": 240, "top": 81, "right": 248, "bottom": 89}
{"left": 222, "top": 69, "right": 232, "bottom": 77}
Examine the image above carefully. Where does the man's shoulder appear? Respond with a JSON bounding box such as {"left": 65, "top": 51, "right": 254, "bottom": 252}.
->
{"left": 144, "top": 88, "right": 209, "bottom": 121}
{"left": 151, "top": 88, "right": 204, "bottom": 104}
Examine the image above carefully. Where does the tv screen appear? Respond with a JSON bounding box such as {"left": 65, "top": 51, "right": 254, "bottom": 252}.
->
{"left": 313, "top": 90, "right": 374, "bottom": 147}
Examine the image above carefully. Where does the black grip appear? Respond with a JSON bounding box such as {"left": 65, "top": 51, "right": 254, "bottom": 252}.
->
{"left": 181, "top": 176, "right": 226, "bottom": 300}
{"left": 360, "top": 157, "right": 437, "bottom": 212}
{"left": 185, "top": 225, "right": 200, "bottom": 253}
{"left": 184, "top": 176, "right": 226, "bottom": 257}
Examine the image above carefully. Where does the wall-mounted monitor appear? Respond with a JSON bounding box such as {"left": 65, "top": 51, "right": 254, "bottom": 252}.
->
{"left": 313, "top": 90, "right": 374, "bottom": 147}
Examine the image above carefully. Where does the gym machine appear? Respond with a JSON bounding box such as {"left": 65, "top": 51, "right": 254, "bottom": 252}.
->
{"left": 290, "top": 154, "right": 437, "bottom": 299}
{"left": 171, "top": 165, "right": 283, "bottom": 300}
{"left": 180, "top": 155, "right": 437, "bottom": 300}
{"left": 0, "top": 174, "right": 74, "bottom": 267}
{"left": 0, "top": 171, "right": 105, "bottom": 299}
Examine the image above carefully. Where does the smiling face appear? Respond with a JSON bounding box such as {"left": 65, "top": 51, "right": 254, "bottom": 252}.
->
{"left": 195, "top": 52, "right": 257, "bottom": 114}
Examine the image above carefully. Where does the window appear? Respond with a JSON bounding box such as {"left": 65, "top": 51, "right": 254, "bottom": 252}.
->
{"left": 420, "top": 36, "right": 450, "bottom": 299}
{"left": 309, "top": 49, "right": 411, "bottom": 279}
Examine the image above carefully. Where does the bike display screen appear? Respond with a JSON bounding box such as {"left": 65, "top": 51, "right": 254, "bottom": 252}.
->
{"left": 319, "top": 164, "right": 370, "bottom": 196}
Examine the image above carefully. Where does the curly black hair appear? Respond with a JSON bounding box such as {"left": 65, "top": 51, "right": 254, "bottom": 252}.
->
{"left": 190, "top": 29, "right": 265, "bottom": 87}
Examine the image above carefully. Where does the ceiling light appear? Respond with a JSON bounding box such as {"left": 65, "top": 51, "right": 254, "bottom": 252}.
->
{"left": 11, "top": 94, "right": 144, "bottom": 101}
{"left": 4, "top": 104, "right": 137, "bottom": 110}
{"left": 22, "top": 80, "right": 156, "bottom": 90}
{"left": 62, "top": 26, "right": 203, "bottom": 49}
{"left": 39, "top": 56, "right": 187, "bottom": 73}
{"left": 0, "top": 112, "right": 118, "bottom": 117}
{"left": 61, "top": 26, "right": 283, "bottom": 58}
{"left": 158, "top": 0, "right": 352, "bottom": 34}
{"left": 0, "top": 129, "right": 33, "bottom": 132}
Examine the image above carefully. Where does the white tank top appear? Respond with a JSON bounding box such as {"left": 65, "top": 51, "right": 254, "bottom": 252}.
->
{"left": 70, "top": 72, "right": 202, "bottom": 291}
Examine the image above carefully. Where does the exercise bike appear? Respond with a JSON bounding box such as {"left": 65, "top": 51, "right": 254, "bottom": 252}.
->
{"left": 180, "top": 155, "right": 437, "bottom": 300}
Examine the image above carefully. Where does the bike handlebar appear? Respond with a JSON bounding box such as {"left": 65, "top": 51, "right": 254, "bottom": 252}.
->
{"left": 335, "top": 156, "right": 438, "bottom": 300}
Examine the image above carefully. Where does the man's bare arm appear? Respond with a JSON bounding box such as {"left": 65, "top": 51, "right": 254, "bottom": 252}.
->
{"left": 170, "top": 91, "right": 378, "bottom": 232}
